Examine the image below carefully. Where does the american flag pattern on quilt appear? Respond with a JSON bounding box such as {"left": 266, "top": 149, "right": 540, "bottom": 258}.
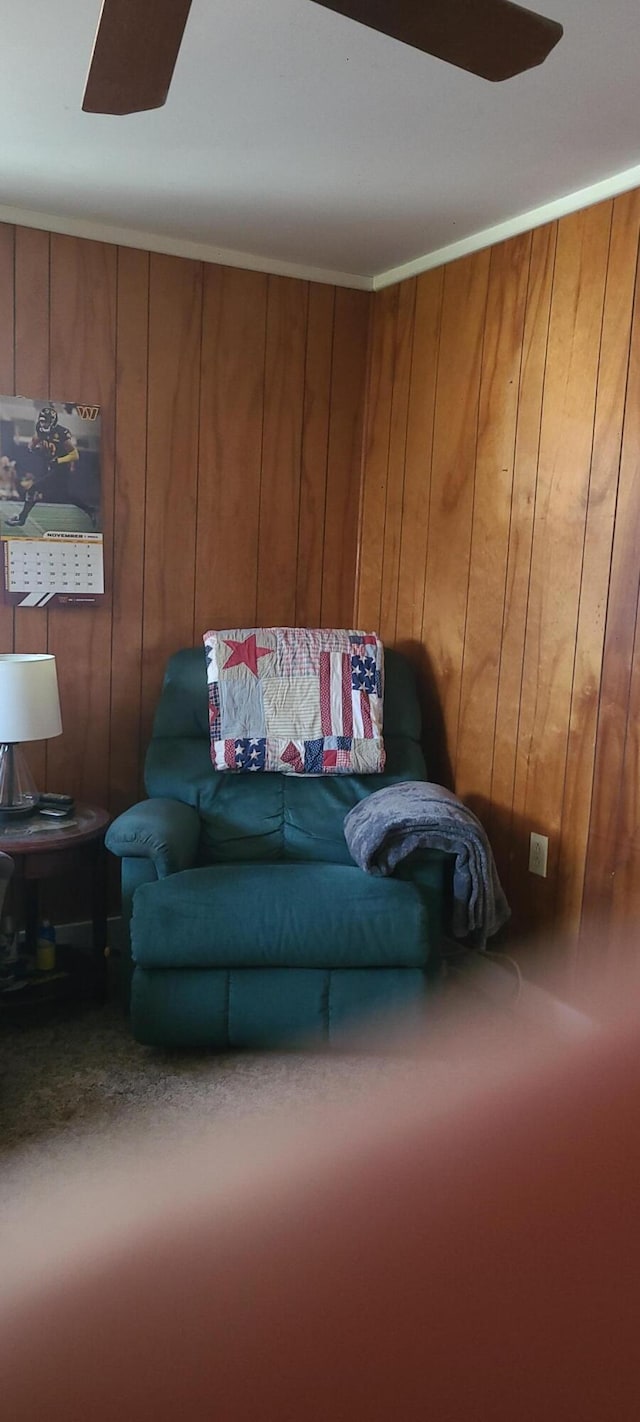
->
{"left": 202, "top": 627, "right": 385, "bottom": 775}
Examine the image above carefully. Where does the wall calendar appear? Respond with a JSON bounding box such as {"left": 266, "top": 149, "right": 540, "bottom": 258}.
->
{"left": 0, "top": 395, "right": 104, "bottom": 607}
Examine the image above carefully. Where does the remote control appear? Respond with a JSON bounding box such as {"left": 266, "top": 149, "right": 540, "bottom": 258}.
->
{"left": 38, "top": 793, "right": 74, "bottom": 808}
{"left": 39, "top": 806, "right": 74, "bottom": 818}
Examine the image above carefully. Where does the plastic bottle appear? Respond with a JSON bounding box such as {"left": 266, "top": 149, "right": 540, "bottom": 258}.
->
{"left": 36, "top": 919, "right": 56, "bottom": 973}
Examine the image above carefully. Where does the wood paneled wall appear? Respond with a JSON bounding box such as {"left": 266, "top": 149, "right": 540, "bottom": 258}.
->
{"left": 0, "top": 226, "right": 370, "bottom": 818}
{"left": 357, "top": 191, "right": 640, "bottom": 970}
{"left": 5, "top": 194, "right": 640, "bottom": 965}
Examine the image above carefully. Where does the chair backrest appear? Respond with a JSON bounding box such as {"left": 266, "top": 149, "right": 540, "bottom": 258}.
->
{"left": 145, "top": 647, "right": 427, "bottom": 864}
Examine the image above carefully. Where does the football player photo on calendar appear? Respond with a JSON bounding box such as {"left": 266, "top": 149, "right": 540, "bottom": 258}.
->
{"left": 0, "top": 395, "right": 104, "bottom": 607}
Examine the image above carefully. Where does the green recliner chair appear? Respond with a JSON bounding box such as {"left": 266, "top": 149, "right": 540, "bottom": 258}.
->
{"left": 106, "top": 646, "right": 449, "bottom": 1048}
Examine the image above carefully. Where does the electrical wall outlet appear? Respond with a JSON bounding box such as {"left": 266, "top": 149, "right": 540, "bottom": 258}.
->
{"left": 529, "top": 832, "right": 549, "bottom": 878}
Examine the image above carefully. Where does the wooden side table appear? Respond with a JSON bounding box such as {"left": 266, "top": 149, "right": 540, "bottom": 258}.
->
{"left": 0, "top": 804, "right": 111, "bottom": 1003}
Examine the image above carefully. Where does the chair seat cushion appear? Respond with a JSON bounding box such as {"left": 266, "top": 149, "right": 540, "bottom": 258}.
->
{"left": 131, "top": 861, "right": 441, "bottom": 971}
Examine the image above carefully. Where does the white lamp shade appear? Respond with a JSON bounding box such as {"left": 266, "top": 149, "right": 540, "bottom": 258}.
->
{"left": 0, "top": 655, "right": 62, "bottom": 743}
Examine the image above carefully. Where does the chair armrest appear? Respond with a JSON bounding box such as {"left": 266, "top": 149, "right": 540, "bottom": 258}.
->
{"left": 105, "top": 798, "right": 200, "bottom": 878}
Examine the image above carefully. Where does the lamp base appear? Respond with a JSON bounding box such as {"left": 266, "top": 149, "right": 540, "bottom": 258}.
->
{"left": 0, "top": 802, "right": 37, "bottom": 821}
{"left": 0, "top": 743, "right": 39, "bottom": 819}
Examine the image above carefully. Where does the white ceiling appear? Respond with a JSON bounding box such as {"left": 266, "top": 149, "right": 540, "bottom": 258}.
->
{"left": 3, "top": 0, "right": 640, "bottom": 286}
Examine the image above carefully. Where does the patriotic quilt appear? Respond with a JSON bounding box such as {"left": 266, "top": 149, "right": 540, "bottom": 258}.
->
{"left": 203, "top": 627, "right": 385, "bottom": 775}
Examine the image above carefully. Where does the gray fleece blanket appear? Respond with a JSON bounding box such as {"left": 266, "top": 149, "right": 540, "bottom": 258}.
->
{"left": 344, "top": 781, "right": 510, "bottom": 947}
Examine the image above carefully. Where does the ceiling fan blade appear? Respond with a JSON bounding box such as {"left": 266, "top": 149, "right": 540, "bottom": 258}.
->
{"left": 83, "top": 0, "right": 193, "bottom": 114}
{"left": 310, "top": 0, "right": 563, "bottom": 81}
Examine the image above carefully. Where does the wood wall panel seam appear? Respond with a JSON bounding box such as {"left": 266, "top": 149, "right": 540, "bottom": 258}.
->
{"left": 550, "top": 204, "right": 615, "bottom": 904}
{"left": 293, "top": 281, "right": 313, "bottom": 626}
{"left": 386, "top": 281, "right": 418, "bottom": 645}
{"left": 356, "top": 284, "right": 399, "bottom": 630}
{"left": 321, "top": 288, "right": 370, "bottom": 628}
{"left": 451, "top": 263, "right": 489, "bottom": 782}
{"left": 610, "top": 575, "right": 640, "bottom": 928}
{"left": 378, "top": 291, "right": 400, "bottom": 639}
{"left": 486, "top": 232, "right": 533, "bottom": 831}
{"left": 256, "top": 276, "right": 309, "bottom": 627}
{"left": 498, "top": 223, "right": 558, "bottom": 915}
{"left": 316, "top": 284, "right": 335, "bottom": 628}
{"left": 393, "top": 281, "right": 419, "bottom": 645}
{"left": 254, "top": 274, "right": 271, "bottom": 629}
{"left": 110, "top": 246, "right": 150, "bottom": 811}
{"left": 190, "top": 261, "right": 206, "bottom": 649}
{"left": 106, "top": 246, "right": 120, "bottom": 809}
{"left": 352, "top": 292, "right": 376, "bottom": 625}
{"left": 417, "top": 272, "right": 444, "bottom": 654}
{"left": 137, "top": 249, "right": 152, "bottom": 800}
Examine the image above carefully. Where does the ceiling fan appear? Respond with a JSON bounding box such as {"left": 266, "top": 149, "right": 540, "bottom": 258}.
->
{"left": 82, "top": 0, "right": 563, "bottom": 116}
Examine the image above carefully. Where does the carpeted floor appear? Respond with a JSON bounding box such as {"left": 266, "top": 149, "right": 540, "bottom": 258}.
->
{"left": 0, "top": 997, "right": 444, "bottom": 1200}
{"left": 0, "top": 945, "right": 523, "bottom": 1209}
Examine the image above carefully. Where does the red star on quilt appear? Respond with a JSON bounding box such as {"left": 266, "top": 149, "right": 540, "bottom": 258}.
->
{"left": 223, "top": 633, "right": 271, "bottom": 677}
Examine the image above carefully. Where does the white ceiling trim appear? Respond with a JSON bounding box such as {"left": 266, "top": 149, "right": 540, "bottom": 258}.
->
{"left": 373, "top": 159, "right": 640, "bottom": 290}
{"left": 0, "top": 201, "right": 372, "bottom": 291}
{"left": 1, "top": 158, "right": 640, "bottom": 296}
